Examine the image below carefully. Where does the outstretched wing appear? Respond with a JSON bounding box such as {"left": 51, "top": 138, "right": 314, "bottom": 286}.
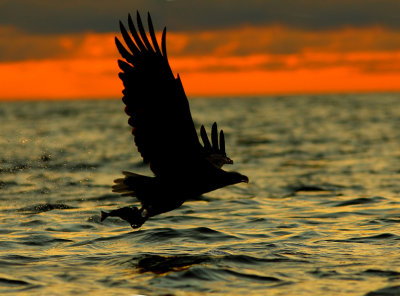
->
{"left": 200, "top": 122, "right": 233, "bottom": 168}
{"left": 116, "top": 12, "right": 202, "bottom": 176}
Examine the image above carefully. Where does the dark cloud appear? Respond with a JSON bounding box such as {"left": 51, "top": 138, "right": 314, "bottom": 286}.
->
{"left": 2, "top": 25, "right": 400, "bottom": 62}
{"left": 167, "top": 26, "right": 400, "bottom": 58}
{"left": 1, "top": 0, "right": 400, "bottom": 34}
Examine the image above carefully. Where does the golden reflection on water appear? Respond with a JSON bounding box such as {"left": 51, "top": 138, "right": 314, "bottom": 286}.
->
{"left": 1, "top": 96, "right": 400, "bottom": 295}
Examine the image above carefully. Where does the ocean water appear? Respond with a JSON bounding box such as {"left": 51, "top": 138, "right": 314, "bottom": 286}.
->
{"left": 1, "top": 94, "right": 400, "bottom": 295}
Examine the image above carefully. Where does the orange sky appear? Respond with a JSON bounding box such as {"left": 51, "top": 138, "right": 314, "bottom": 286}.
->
{"left": 1, "top": 25, "right": 400, "bottom": 100}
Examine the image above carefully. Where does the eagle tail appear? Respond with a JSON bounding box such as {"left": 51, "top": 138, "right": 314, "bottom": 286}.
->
{"left": 112, "top": 171, "right": 153, "bottom": 197}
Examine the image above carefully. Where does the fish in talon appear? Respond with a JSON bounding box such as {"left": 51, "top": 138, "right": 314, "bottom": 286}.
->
{"left": 101, "top": 206, "right": 147, "bottom": 228}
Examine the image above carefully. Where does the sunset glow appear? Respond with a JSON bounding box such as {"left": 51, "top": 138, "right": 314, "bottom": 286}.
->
{"left": 1, "top": 26, "right": 400, "bottom": 100}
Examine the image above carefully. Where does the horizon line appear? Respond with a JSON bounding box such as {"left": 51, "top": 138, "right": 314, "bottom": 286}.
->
{"left": 1, "top": 90, "right": 399, "bottom": 102}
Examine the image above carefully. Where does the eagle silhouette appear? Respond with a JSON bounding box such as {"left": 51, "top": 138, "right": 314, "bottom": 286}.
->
{"left": 101, "top": 12, "right": 248, "bottom": 228}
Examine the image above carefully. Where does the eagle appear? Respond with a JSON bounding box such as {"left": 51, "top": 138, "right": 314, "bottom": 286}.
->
{"left": 101, "top": 12, "right": 249, "bottom": 228}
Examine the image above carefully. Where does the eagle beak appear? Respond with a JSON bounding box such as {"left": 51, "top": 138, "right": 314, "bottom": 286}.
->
{"left": 241, "top": 175, "right": 249, "bottom": 183}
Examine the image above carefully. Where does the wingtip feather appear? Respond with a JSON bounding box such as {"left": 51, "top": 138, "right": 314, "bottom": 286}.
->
{"left": 136, "top": 11, "right": 153, "bottom": 52}
{"left": 128, "top": 13, "right": 146, "bottom": 52}
{"left": 115, "top": 37, "right": 131, "bottom": 58}
{"left": 220, "top": 130, "right": 226, "bottom": 155}
{"left": 147, "top": 13, "right": 162, "bottom": 55}
{"left": 161, "top": 27, "right": 167, "bottom": 57}
{"left": 200, "top": 125, "right": 211, "bottom": 150}
{"left": 211, "top": 122, "right": 218, "bottom": 150}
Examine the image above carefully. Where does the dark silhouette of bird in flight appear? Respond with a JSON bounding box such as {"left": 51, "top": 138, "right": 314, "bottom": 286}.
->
{"left": 101, "top": 11, "right": 248, "bottom": 229}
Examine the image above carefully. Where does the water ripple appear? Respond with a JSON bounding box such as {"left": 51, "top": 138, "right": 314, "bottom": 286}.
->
{"left": 16, "top": 203, "right": 76, "bottom": 214}
{"left": 2, "top": 97, "right": 400, "bottom": 295}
